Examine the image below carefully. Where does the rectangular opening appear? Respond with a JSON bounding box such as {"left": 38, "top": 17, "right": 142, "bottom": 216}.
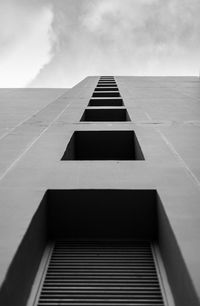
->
{"left": 28, "top": 190, "right": 175, "bottom": 306}
{"left": 99, "top": 77, "right": 115, "bottom": 79}
{"left": 61, "top": 130, "right": 144, "bottom": 160}
{"left": 99, "top": 79, "right": 115, "bottom": 82}
{"left": 95, "top": 87, "right": 119, "bottom": 91}
{"left": 3, "top": 190, "right": 187, "bottom": 306}
{"left": 97, "top": 84, "right": 118, "bottom": 87}
{"left": 98, "top": 80, "right": 116, "bottom": 82}
{"left": 100, "top": 75, "right": 114, "bottom": 77}
{"left": 98, "top": 82, "right": 116, "bottom": 85}
{"left": 80, "top": 108, "right": 131, "bottom": 122}
{"left": 89, "top": 98, "right": 123, "bottom": 106}
{"left": 92, "top": 91, "right": 121, "bottom": 97}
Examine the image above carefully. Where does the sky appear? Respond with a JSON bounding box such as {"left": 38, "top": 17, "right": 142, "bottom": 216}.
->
{"left": 0, "top": 0, "right": 200, "bottom": 88}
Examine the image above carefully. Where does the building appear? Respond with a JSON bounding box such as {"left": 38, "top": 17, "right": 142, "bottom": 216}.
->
{"left": 0, "top": 76, "right": 200, "bottom": 306}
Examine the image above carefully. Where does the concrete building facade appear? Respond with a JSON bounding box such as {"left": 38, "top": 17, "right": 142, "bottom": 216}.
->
{"left": 0, "top": 76, "right": 200, "bottom": 305}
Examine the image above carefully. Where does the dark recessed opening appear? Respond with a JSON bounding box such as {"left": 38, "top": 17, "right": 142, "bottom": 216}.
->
{"left": 99, "top": 79, "right": 115, "bottom": 82}
{"left": 99, "top": 77, "right": 115, "bottom": 79}
{"left": 100, "top": 75, "right": 115, "bottom": 79}
{"left": 92, "top": 91, "right": 121, "bottom": 97}
{"left": 89, "top": 98, "right": 123, "bottom": 106}
{"left": 97, "top": 84, "right": 118, "bottom": 87}
{"left": 80, "top": 108, "right": 131, "bottom": 122}
{"left": 100, "top": 79, "right": 115, "bottom": 81}
{"left": 3, "top": 188, "right": 195, "bottom": 306}
{"left": 4, "top": 189, "right": 189, "bottom": 306}
{"left": 98, "top": 80, "right": 116, "bottom": 82}
{"left": 29, "top": 190, "right": 174, "bottom": 306}
{"left": 61, "top": 130, "right": 144, "bottom": 160}
{"left": 98, "top": 82, "right": 116, "bottom": 85}
{"left": 95, "top": 87, "right": 119, "bottom": 91}
{"left": 48, "top": 189, "right": 157, "bottom": 239}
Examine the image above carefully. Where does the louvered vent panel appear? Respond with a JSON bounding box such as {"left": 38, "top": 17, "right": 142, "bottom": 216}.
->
{"left": 37, "top": 240, "right": 165, "bottom": 306}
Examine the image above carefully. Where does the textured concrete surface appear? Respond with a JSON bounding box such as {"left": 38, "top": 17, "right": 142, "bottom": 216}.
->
{"left": 0, "top": 88, "right": 66, "bottom": 137}
{"left": 0, "top": 77, "right": 200, "bottom": 305}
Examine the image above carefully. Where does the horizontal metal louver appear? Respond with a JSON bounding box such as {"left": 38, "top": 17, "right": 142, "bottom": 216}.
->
{"left": 37, "top": 240, "right": 165, "bottom": 306}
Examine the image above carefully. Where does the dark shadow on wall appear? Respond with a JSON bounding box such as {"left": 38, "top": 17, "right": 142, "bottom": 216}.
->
{"left": 0, "top": 194, "right": 48, "bottom": 306}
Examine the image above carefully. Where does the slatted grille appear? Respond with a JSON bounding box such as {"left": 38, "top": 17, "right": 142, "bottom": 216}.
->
{"left": 36, "top": 240, "right": 165, "bottom": 306}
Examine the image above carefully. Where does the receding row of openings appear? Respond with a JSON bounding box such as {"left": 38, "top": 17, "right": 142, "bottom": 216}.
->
{"left": 89, "top": 76, "right": 124, "bottom": 107}
{"left": 79, "top": 78, "right": 133, "bottom": 159}
{"left": 93, "top": 78, "right": 120, "bottom": 97}
{"left": 85, "top": 77, "right": 127, "bottom": 122}
{"left": 25, "top": 190, "right": 174, "bottom": 306}
{"left": 97, "top": 76, "right": 117, "bottom": 87}
{"left": 61, "top": 131, "right": 144, "bottom": 160}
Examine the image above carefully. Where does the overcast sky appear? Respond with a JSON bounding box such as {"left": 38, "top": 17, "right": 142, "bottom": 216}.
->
{"left": 0, "top": 0, "right": 200, "bottom": 88}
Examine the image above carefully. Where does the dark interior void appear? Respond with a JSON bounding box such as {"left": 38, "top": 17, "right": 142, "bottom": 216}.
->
{"left": 98, "top": 80, "right": 115, "bottom": 82}
{"left": 99, "top": 78, "right": 115, "bottom": 81}
{"left": 92, "top": 91, "right": 121, "bottom": 97}
{"left": 98, "top": 80, "right": 116, "bottom": 82}
{"left": 97, "top": 84, "right": 118, "bottom": 87}
{"left": 100, "top": 75, "right": 114, "bottom": 77}
{"left": 98, "top": 82, "right": 116, "bottom": 86}
{"left": 61, "top": 130, "right": 144, "bottom": 160}
{"left": 99, "top": 81, "right": 115, "bottom": 82}
{"left": 95, "top": 87, "right": 119, "bottom": 91}
{"left": 1, "top": 190, "right": 198, "bottom": 306}
{"left": 99, "top": 80, "right": 115, "bottom": 82}
{"left": 80, "top": 108, "right": 131, "bottom": 122}
{"left": 0, "top": 194, "right": 48, "bottom": 306}
{"left": 47, "top": 190, "right": 157, "bottom": 240}
{"left": 89, "top": 98, "right": 123, "bottom": 106}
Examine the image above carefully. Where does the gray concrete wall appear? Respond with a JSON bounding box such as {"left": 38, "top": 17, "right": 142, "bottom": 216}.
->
{"left": 0, "top": 77, "right": 200, "bottom": 305}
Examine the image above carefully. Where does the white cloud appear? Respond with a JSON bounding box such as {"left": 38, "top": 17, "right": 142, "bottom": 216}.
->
{"left": 79, "top": 0, "right": 200, "bottom": 76}
{"left": 0, "top": 1, "right": 55, "bottom": 87}
{"left": 1, "top": 0, "right": 200, "bottom": 88}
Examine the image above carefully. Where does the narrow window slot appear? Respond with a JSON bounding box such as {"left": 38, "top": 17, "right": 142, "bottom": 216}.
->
{"left": 98, "top": 82, "right": 116, "bottom": 85}
{"left": 95, "top": 87, "right": 119, "bottom": 92}
{"left": 80, "top": 109, "right": 130, "bottom": 122}
{"left": 92, "top": 91, "right": 121, "bottom": 98}
{"left": 89, "top": 98, "right": 123, "bottom": 106}
{"left": 97, "top": 84, "right": 118, "bottom": 88}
